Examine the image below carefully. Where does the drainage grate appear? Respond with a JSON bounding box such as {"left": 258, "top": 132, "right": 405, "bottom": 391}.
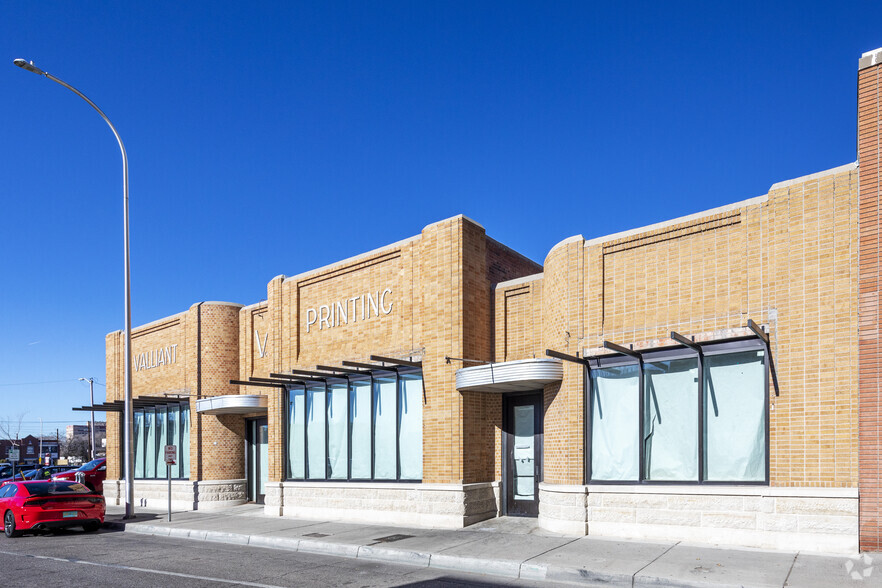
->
{"left": 372, "top": 534, "right": 414, "bottom": 543}
{"left": 302, "top": 532, "right": 330, "bottom": 538}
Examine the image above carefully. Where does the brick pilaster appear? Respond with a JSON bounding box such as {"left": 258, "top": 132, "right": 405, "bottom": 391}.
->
{"left": 858, "top": 47, "right": 882, "bottom": 551}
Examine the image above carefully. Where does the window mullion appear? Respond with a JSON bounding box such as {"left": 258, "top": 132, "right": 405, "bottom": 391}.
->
{"left": 638, "top": 359, "right": 645, "bottom": 483}
{"left": 697, "top": 353, "right": 704, "bottom": 484}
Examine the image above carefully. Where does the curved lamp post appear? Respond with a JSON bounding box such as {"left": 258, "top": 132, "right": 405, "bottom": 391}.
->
{"left": 14, "top": 59, "right": 135, "bottom": 519}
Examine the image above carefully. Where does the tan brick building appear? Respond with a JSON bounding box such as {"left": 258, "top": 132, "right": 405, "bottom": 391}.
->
{"left": 100, "top": 48, "right": 882, "bottom": 553}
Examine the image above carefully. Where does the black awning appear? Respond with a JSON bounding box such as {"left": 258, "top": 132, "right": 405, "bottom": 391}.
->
{"left": 73, "top": 395, "right": 190, "bottom": 412}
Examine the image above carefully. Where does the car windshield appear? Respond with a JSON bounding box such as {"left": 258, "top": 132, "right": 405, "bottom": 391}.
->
{"left": 24, "top": 481, "right": 94, "bottom": 496}
{"left": 76, "top": 459, "right": 104, "bottom": 472}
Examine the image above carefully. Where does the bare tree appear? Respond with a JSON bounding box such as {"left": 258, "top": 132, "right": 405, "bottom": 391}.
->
{"left": 61, "top": 435, "right": 91, "bottom": 464}
{"left": 0, "top": 413, "right": 26, "bottom": 450}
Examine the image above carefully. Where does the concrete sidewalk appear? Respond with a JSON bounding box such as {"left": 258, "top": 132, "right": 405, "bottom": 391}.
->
{"left": 104, "top": 504, "right": 880, "bottom": 587}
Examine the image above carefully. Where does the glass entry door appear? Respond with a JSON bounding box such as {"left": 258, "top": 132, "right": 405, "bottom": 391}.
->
{"left": 503, "top": 393, "right": 543, "bottom": 516}
{"left": 247, "top": 418, "right": 268, "bottom": 504}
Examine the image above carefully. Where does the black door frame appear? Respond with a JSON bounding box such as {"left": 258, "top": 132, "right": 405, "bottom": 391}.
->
{"left": 502, "top": 392, "right": 543, "bottom": 517}
{"left": 246, "top": 417, "right": 268, "bottom": 504}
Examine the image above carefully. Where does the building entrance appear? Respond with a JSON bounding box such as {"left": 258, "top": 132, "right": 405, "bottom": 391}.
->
{"left": 502, "top": 393, "right": 543, "bottom": 516}
{"left": 246, "top": 418, "right": 268, "bottom": 504}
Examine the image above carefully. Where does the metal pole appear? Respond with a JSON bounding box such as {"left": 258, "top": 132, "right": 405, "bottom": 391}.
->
{"left": 14, "top": 59, "right": 135, "bottom": 519}
{"left": 168, "top": 463, "right": 172, "bottom": 522}
{"left": 89, "top": 378, "right": 96, "bottom": 460}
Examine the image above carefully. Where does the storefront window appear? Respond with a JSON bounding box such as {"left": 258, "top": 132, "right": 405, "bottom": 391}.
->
{"left": 287, "top": 388, "right": 305, "bottom": 479}
{"left": 590, "top": 364, "right": 639, "bottom": 481}
{"left": 306, "top": 383, "right": 326, "bottom": 479}
{"left": 286, "top": 369, "right": 423, "bottom": 482}
{"left": 644, "top": 358, "right": 699, "bottom": 481}
{"left": 134, "top": 411, "right": 145, "bottom": 479}
{"left": 327, "top": 380, "right": 348, "bottom": 479}
{"left": 133, "top": 402, "right": 190, "bottom": 480}
{"left": 587, "top": 343, "right": 767, "bottom": 484}
{"left": 349, "top": 378, "right": 372, "bottom": 479}
{"left": 180, "top": 404, "right": 190, "bottom": 478}
{"left": 704, "top": 350, "right": 766, "bottom": 481}
{"left": 398, "top": 373, "right": 423, "bottom": 480}
{"left": 373, "top": 375, "right": 397, "bottom": 480}
{"left": 145, "top": 408, "right": 156, "bottom": 478}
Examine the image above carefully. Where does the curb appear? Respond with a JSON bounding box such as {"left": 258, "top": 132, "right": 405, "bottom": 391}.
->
{"left": 105, "top": 521, "right": 735, "bottom": 588}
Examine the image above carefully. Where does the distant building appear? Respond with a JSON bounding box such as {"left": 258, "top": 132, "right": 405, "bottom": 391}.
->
{"left": 66, "top": 422, "right": 106, "bottom": 440}
{"left": 0, "top": 435, "right": 60, "bottom": 464}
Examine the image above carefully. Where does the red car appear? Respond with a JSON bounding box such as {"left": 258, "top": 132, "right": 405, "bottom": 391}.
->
{"left": 0, "top": 480, "right": 105, "bottom": 537}
{"left": 51, "top": 458, "right": 106, "bottom": 494}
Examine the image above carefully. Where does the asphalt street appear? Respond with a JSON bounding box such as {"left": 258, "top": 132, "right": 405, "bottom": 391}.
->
{"left": 0, "top": 527, "right": 559, "bottom": 587}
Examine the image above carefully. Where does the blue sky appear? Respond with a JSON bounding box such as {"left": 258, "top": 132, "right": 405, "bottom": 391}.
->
{"left": 2, "top": 1, "right": 880, "bottom": 436}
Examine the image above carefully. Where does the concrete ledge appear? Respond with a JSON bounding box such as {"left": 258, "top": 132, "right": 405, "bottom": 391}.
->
{"left": 539, "top": 484, "right": 859, "bottom": 554}
{"left": 584, "top": 484, "right": 858, "bottom": 499}
{"left": 280, "top": 481, "right": 500, "bottom": 529}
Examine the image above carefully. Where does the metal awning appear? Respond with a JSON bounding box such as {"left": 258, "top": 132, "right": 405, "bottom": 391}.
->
{"left": 73, "top": 395, "right": 189, "bottom": 412}
{"left": 195, "top": 394, "right": 268, "bottom": 415}
{"left": 455, "top": 358, "right": 563, "bottom": 393}
{"left": 230, "top": 354, "right": 423, "bottom": 388}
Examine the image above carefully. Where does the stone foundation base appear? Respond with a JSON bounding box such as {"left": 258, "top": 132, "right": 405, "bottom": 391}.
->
{"left": 266, "top": 481, "right": 500, "bottom": 528}
{"left": 538, "top": 483, "right": 859, "bottom": 554}
{"left": 103, "top": 479, "right": 246, "bottom": 511}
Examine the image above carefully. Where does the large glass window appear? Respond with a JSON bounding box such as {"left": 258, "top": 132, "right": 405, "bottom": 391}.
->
{"left": 704, "top": 350, "right": 766, "bottom": 481}
{"left": 644, "top": 358, "right": 699, "bottom": 481}
{"left": 350, "top": 378, "right": 372, "bottom": 479}
{"left": 327, "top": 380, "right": 348, "bottom": 479}
{"left": 133, "top": 402, "right": 190, "bottom": 480}
{"left": 287, "top": 388, "right": 305, "bottom": 479}
{"left": 587, "top": 342, "right": 767, "bottom": 484}
{"left": 134, "top": 411, "right": 145, "bottom": 479}
{"left": 286, "top": 369, "right": 423, "bottom": 482}
{"left": 373, "top": 375, "right": 397, "bottom": 480}
{"left": 306, "top": 383, "right": 326, "bottom": 479}
{"left": 398, "top": 373, "right": 423, "bottom": 480}
{"left": 145, "top": 408, "right": 156, "bottom": 478}
{"left": 590, "top": 364, "right": 640, "bottom": 481}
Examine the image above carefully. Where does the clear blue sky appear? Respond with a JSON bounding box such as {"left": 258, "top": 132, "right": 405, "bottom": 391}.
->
{"left": 2, "top": 1, "right": 880, "bottom": 437}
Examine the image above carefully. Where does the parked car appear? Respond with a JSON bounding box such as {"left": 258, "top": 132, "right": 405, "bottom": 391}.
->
{"left": 0, "top": 480, "right": 104, "bottom": 537}
{"left": 0, "top": 465, "right": 12, "bottom": 479}
{"left": 51, "top": 458, "right": 106, "bottom": 494}
{"left": 21, "top": 466, "right": 71, "bottom": 481}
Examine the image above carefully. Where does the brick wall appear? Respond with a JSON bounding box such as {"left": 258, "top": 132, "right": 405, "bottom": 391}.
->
{"left": 495, "top": 271, "right": 544, "bottom": 359}
{"left": 502, "top": 165, "right": 860, "bottom": 488}
{"left": 229, "top": 215, "right": 539, "bottom": 486}
{"left": 105, "top": 302, "right": 242, "bottom": 482}
{"left": 859, "top": 48, "right": 882, "bottom": 551}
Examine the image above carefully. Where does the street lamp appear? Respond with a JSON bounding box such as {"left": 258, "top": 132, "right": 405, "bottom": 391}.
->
{"left": 78, "top": 377, "right": 97, "bottom": 460}
{"left": 15, "top": 59, "right": 135, "bottom": 519}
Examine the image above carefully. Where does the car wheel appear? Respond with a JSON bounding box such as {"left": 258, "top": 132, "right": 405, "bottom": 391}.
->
{"left": 4, "top": 511, "right": 20, "bottom": 538}
{"left": 82, "top": 522, "right": 100, "bottom": 533}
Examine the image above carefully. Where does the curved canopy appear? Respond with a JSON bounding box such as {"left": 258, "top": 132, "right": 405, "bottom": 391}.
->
{"left": 455, "top": 358, "right": 563, "bottom": 393}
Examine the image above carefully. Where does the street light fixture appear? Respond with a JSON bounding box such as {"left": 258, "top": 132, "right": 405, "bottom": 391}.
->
{"left": 78, "top": 377, "right": 97, "bottom": 460}
{"left": 15, "top": 58, "right": 135, "bottom": 519}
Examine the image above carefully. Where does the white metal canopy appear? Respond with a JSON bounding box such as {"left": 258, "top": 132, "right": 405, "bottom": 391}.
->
{"left": 455, "top": 358, "right": 563, "bottom": 393}
{"left": 195, "top": 394, "right": 268, "bottom": 415}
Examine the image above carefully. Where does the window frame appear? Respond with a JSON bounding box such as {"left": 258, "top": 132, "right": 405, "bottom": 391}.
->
{"left": 585, "top": 337, "right": 769, "bottom": 486}
{"left": 284, "top": 367, "right": 422, "bottom": 483}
